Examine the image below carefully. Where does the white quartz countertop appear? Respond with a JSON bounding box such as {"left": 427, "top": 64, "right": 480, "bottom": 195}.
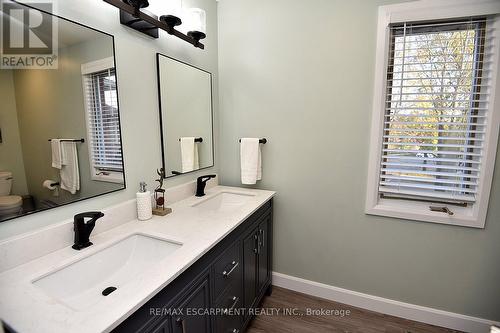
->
{"left": 0, "top": 186, "right": 275, "bottom": 333}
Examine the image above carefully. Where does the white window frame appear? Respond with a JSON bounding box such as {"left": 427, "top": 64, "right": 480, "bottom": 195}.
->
{"left": 81, "top": 57, "right": 123, "bottom": 184}
{"left": 365, "top": 0, "right": 500, "bottom": 228}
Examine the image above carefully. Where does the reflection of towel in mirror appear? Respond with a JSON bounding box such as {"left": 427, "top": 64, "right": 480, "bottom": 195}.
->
{"left": 240, "top": 138, "right": 262, "bottom": 185}
{"left": 51, "top": 139, "right": 62, "bottom": 169}
{"left": 60, "top": 142, "right": 80, "bottom": 194}
{"left": 180, "top": 137, "right": 199, "bottom": 173}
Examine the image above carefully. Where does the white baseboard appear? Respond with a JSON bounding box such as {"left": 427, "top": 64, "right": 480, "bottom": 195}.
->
{"left": 272, "top": 272, "right": 499, "bottom": 333}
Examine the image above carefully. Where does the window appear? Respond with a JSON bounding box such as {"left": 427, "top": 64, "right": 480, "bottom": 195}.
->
{"left": 366, "top": 2, "right": 500, "bottom": 228}
{"left": 381, "top": 19, "right": 487, "bottom": 204}
{"left": 81, "top": 58, "right": 124, "bottom": 184}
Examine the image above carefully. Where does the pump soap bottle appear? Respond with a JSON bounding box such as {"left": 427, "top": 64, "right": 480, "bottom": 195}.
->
{"left": 136, "top": 181, "right": 153, "bottom": 221}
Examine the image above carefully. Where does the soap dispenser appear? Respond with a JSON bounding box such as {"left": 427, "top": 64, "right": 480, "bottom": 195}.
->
{"left": 136, "top": 181, "right": 152, "bottom": 221}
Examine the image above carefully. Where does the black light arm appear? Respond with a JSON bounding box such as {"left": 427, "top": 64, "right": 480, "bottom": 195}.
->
{"left": 102, "top": 0, "right": 205, "bottom": 49}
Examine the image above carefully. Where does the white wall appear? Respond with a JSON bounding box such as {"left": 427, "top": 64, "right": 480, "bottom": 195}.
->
{"left": 0, "top": 0, "right": 219, "bottom": 239}
{"left": 217, "top": 0, "right": 500, "bottom": 322}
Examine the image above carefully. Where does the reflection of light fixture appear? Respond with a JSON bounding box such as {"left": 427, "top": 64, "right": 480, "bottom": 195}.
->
{"left": 102, "top": 0, "right": 206, "bottom": 49}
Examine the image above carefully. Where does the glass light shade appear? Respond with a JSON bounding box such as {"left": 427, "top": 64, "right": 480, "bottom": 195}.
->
{"left": 181, "top": 8, "right": 206, "bottom": 34}
{"left": 146, "top": 0, "right": 182, "bottom": 18}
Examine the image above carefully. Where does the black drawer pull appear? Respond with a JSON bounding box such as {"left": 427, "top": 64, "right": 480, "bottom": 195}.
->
{"left": 223, "top": 296, "right": 240, "bottom": 315}
{"left": 257, "top": 233, "right": 262, "bottom": 254}
{"left": 254, "top": 234, "right": 258, "bottom": 254}
{"left": 222, "top": 261, "right": 239, "bottom": 278}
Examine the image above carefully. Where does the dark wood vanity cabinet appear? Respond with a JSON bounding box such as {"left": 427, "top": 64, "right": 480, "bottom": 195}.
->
{"left": 113, "top": 199, "right": 273, "bottom": 333}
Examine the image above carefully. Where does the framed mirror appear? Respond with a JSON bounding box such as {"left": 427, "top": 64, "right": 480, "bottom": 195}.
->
{"left": 0, "top": 2, "right": 125, "bottom": 222}
{"left": 156, "top": 53, "right": 214, "bottom": 178}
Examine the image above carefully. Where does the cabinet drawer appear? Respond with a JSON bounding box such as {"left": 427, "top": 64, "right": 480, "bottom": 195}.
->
{"left": 212, "top": 242, "right": 241, "bottom": 298}
{"left": 214, "top": 282, "right": 243, "bottom": 333}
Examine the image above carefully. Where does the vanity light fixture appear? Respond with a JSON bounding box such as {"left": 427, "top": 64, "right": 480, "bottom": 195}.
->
{"left": 102, "top": 0, "right": 205, "bottom": 49}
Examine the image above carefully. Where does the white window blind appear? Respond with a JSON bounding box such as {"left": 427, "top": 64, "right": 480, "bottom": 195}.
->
{"left": 83, "top": 68, "right": 123, "bottom": 172}
{"left": 379, "top": 17, "right": 493, "bottom": 204}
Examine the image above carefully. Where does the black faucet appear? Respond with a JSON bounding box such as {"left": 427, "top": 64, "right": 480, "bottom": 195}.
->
{"left": 196, "top": 175, "right": 216, "bottom": 197}
{"left": 72, "top": 211, "right": 104, "bottom": 250}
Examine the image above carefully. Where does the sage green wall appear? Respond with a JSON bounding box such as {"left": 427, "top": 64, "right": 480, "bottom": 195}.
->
{"left": 0, "top": 0, "right": 218, "bottom": 240}
{"left": 0, "top": 71, "right": 28, "bottom": 195}
{"left": 217, "top": 0, "right": 500, "bottom": 321}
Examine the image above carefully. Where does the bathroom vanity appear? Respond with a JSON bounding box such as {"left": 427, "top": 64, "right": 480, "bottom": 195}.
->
{"left": 113, "top": 194, "right": 273, "bottom": 333}
{"left": 0, "top": 2, "right": 275, "bottom": 333}
{"left": 0, "top": 186, "right": 275, "bottom": 333}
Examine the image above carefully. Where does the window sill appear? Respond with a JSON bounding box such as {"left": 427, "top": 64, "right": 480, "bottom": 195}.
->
{"left": 91, "top": 172, "right": 124, "bottom": 184}
{"left": 365, "top": 200, "right": 484, "bottom": 229}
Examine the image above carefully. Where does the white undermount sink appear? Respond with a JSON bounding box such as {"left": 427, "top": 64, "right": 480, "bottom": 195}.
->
{"left": 33, "top": 234, "right": 182, "bottom": 310}
{"left": 191, "top": 191, "right": 255, "bottom": 212}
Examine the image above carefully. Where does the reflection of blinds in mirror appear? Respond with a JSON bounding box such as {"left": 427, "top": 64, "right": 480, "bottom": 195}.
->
{"left": 379, "top": 18, "right": 493, "bottom": 204}
{"left": 83, "top": 68, "right": 123, "bottom": 172}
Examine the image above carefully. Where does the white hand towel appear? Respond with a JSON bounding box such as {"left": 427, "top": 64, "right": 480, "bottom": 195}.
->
{"left": 60, "top": 142, "right": 80, "bottom": 194}
{"left": 180, "top": 137, "right": 199, "bottom": 173}
{"left": 240, "top": 138, "right": 262, "bottom": 185}
{"left": 51, "top": 139, "right": 62, "bottom": 169}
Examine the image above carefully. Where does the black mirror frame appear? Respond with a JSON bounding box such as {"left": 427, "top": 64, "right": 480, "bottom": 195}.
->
{"left": 156, "top": 53, "right": 215, "bottom": 179}
{"left": 0, "top": 1, "right": 126, "bottom": 223}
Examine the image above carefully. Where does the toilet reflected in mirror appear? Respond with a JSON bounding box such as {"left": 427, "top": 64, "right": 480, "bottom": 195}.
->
{"left": 0, "top": 172, "right": 23, "bottom": 219}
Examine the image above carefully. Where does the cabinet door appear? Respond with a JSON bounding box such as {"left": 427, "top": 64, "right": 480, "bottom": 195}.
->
{"left": 171, "top": 276, "right": 211, "bottom": 333}
{"left": 243, "top": 229, "right": 258, "bottom": 309}
{"left": 257, "top": 217, "right": 271, "bottom": 294}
